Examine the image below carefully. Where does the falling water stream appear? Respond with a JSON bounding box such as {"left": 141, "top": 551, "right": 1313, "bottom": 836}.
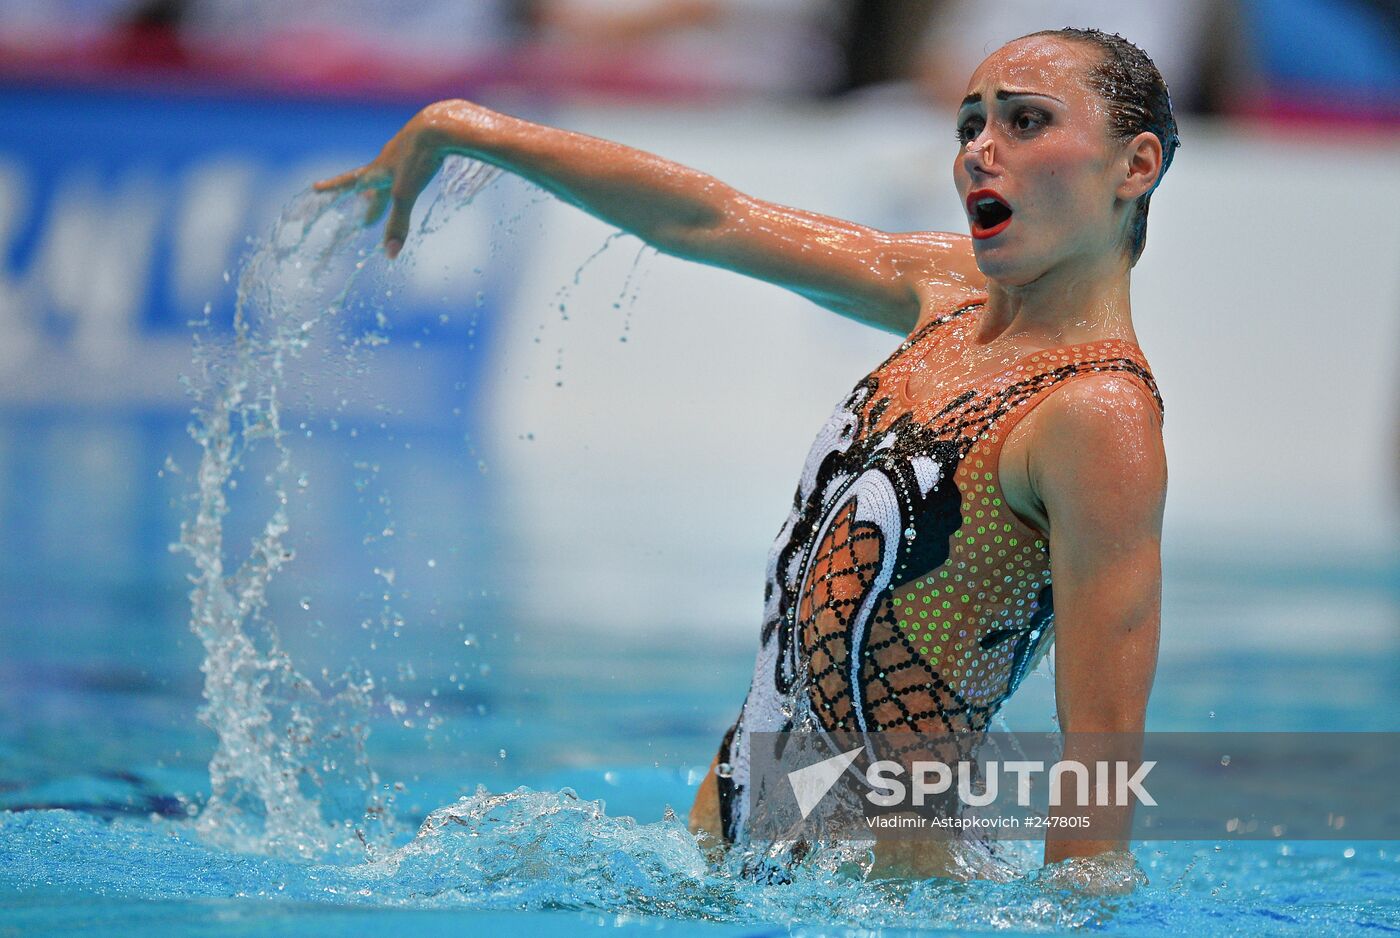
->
{"left": 175, "top": 160, "right": 513, "bottom": 861}
{"left": 178, "top": 185, "right": 390, "bottom": 860}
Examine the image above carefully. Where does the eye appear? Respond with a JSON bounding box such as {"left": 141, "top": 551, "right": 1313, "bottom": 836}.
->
{"left": 955, "top": 116, "right": 983, "bottom": 145}
{"left": 1012, "top": 108, "right": 1048, "bottom": 133}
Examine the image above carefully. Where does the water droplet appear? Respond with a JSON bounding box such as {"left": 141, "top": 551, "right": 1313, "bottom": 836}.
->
{"left": 716, "top": 762, "right": 734, "bottom": 779}
{"left": 299, "top": 597, "right": 312, "bottom": 611}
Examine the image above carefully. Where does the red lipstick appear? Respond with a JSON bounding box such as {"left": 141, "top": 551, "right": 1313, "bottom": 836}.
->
{"left": 967, "top": 189, "right": 1013, "bottom": 240}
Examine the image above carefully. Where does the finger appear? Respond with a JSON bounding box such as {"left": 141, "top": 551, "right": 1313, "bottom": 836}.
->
{"left": 313, "top": 167, "right": 365, "bottom": 192}
{"left": 362, "top": 188, "right": 390, "bottom": 227}
{"left": 383, "top": 189, "right": 417, "bottom": 260}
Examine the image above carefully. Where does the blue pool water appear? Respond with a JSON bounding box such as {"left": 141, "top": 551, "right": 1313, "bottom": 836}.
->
{"left": 2, "top": 558, "right": 1397, "bottom": 935}
{"left": 1, "top": 186, "right": 1397, "bottom": 935}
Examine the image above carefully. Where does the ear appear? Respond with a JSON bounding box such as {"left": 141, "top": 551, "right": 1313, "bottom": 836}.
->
{"left": 1116, "top": 131, "right": 1163, "bottom": 202}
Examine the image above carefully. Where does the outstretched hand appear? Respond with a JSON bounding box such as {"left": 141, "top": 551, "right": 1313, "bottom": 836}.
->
{"left": 313, "top": 108, "right": 451, "bottom": 260}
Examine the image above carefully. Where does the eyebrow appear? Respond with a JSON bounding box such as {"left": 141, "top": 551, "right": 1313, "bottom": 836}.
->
{"left": 959, "top": 89, "right": 1065, "bottom": 109}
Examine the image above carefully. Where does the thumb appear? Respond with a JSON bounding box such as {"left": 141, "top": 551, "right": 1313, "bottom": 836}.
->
{"left": 383, "top": 152, "right": 442, "bottom": 260}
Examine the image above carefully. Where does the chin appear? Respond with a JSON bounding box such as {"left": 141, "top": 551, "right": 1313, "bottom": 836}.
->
{"left": 969, "top": 243, "right": 1041, "bottom": 287}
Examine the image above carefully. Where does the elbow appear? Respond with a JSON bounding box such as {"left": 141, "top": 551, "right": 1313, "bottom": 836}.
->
{"left": 653, "top": 186, "right": 743, "bottom": 260}
{"left": 689, "top": 183, "right": 749, "bottom": 237}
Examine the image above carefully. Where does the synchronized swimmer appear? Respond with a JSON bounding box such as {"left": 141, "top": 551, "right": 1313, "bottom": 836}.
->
{"left": 317, "top": 26, "right": 1178, "bottom": 878}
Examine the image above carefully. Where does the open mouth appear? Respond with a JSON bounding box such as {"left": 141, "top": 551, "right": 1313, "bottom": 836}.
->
{"left": 967, "top": 190, "right": 1013, "bottom": 239}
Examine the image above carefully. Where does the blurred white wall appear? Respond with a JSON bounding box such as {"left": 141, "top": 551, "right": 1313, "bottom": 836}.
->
{"left": 477, "top": 102, "right": 1400, "bottom": 635}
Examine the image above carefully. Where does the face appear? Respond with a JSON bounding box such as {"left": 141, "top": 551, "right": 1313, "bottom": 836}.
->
{"left": 954, "top": 36, "right": 1132, "bottom": 285}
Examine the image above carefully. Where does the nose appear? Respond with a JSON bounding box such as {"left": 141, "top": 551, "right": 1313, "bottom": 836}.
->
{"left": 962, "top": 132, "right": 998, "bottom": 177}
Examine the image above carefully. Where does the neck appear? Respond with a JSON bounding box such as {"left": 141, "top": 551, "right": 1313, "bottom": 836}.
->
{"left": 976, "top": 251, "right": 1137, "bottom": 349}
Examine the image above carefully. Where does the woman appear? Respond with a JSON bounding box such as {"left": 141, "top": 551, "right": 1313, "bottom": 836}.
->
{"left": 317, "top": 27, "right": 1178, "bottom": 876}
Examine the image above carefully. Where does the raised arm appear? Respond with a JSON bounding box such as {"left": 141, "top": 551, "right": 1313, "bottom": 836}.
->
{"left": 1025, "top": 374, "right": 1166, "bottom": 868}
{"left": 315, "top": 100, "right": 986, "bottom": 335}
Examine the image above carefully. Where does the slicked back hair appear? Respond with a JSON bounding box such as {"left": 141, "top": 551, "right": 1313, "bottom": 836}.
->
{"left": 1024, "top": 27, "right": 1180, "bottom": 265}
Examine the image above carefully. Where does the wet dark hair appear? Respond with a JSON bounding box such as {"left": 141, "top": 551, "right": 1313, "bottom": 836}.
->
{"left": 1023, "top": 27, "right": 1181, "bottom": 264}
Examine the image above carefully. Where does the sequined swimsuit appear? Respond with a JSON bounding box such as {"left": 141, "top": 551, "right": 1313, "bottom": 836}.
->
{"left": 713, "top": 296, "right": 1163, "bottom": 840}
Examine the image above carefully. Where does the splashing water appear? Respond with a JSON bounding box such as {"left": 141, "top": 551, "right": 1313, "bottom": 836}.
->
{"left": 542, "top": 230, "right": 629, "bottom": 388}
{"left": 7, "top": 784, "right": 1291, "bottom": 932}
{"left": 612, "top": 242, "right": 656, "bottom": 343}
{"left": 179, "top": 189, "right": 369, "bottom": 859}
{"left": 175, "top": 158, "right": 502, "bottom": 861}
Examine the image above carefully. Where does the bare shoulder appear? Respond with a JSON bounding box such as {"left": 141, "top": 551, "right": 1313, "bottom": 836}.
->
{"left": 1037, "top": 372, "right": 1162, "bottom": 433}
{"left": 1028, "top": 374, "right": 1167, "bottom": 529}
